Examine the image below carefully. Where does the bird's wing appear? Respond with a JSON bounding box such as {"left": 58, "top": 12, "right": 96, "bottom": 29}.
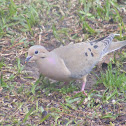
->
{"left": 53, "top": 34, "right": 117, "bottom": 79}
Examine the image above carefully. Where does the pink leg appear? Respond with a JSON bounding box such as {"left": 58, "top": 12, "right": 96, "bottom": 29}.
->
{"left": 81, "top": 82, "right": 85, "bottom": 91}
{"left": 74, "top": 75, "right": 87, "bottom": 96}
{"left": 81, "top": 82, "right": 87, "bottom": 96}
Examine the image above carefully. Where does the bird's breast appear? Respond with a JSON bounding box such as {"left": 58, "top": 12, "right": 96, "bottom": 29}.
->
{"left": 36, "top": 57, "right": 71, "bottom": 81}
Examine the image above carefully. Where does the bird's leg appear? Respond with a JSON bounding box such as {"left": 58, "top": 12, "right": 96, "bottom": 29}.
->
{"left": 74, "top": 75, "right": 87, "bottom": 96}
{"left": 81, "top": 75, "right": 87, "bottom": 96}
{"left": 80, "top": 82, "right": 87, "bottom": 96}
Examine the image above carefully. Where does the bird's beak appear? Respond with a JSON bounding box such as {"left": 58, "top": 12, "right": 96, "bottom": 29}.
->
{"left": 25, "top": 56, "right": 32, "bottom": 63}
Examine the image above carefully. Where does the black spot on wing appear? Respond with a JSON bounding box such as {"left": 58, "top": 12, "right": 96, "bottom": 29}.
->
{"left": 91, "top": 52, "right": 94, "bottom": 57}
{"left": 41, "top": 57, "right": 45, "bottom": 59}
{"left": 94, "top": 45, "right": 98, "bottom": 49}
{"left": 85, "top": 52, "right": 88, "bottom": 56}
{"left": 88, "top": 48, "right": 91, "bottom": 51}
{"left": 90, "top": 42, "right": 93, "bottom": 46}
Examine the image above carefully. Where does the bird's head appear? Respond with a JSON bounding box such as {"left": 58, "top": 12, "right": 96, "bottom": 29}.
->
{"left": 25, "top": 45, "right": 48, "bottom": 63}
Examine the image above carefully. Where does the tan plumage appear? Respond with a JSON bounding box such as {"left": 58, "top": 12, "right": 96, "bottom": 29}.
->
{"left": 25, "top": 34, "right": 126, "bottom": 95}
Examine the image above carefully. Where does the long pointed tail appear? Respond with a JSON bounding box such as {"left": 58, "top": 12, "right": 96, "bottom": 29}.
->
{"left": 100, "top": 34, "right": 120, "bottom": 56}
{"left": 108, "top": 40, "right": 126, "bottom": 54}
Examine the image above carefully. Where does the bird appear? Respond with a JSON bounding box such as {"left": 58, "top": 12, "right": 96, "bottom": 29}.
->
{"left": 25, "top": 34, "right": 126, "bottom": 95}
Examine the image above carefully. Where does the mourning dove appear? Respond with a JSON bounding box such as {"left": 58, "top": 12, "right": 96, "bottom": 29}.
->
{"left": 25, "top": 34, "right": 126, "bottom": 95}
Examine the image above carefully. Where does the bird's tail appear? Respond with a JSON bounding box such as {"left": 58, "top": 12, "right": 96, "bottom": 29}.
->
{"left": 107, "top": 40, "right": 126, "bottom": 54}
{"left": 100, "top": 34, "right": 120, "bottom": 56}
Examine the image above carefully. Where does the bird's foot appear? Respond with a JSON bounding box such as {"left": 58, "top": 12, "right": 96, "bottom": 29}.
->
{"left": 82, "top": 91, "right": 87, "bottom": 96}
{"left": 74, "top": 91, "right": 87, "bottom": 96}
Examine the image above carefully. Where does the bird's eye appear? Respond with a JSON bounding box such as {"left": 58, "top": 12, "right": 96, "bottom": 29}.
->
{"left": 35, "top": 51, "right": 38, "bottom": 54}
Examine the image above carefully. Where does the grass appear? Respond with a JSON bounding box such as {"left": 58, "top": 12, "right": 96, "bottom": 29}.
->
{"left": 78, "top": 0, "right": 125, "bottom": 35}
{"left": 0, "top": 0, "right": 39, "bottom": 37}
{"left": 97, "top": 61, "right": 126, "bottom": 94}
{"left": 0, "top": 0, "right": 126, "bottom": 125}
